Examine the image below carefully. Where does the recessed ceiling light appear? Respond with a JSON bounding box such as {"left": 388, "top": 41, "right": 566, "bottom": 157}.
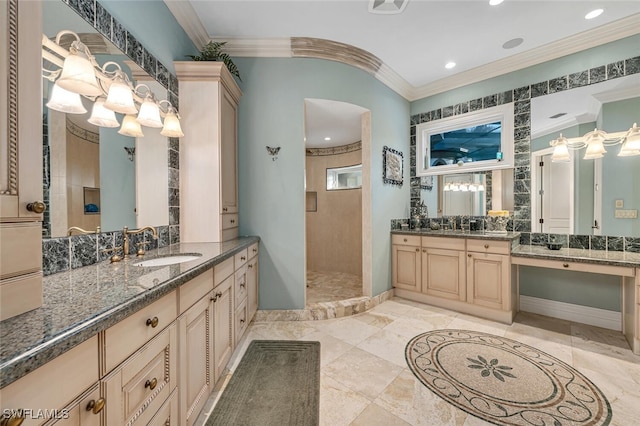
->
{"left": 585, "top": 9, "right": 603, "bottom": 20}
{"left": 324, "top": 137, "right": 331, "bottom": 141}
{"left": 502, "top": 37, "right": 523, "bottom": 49}
{"left": 489, "top": 0, "right": 504, "bottom": 6}
{"left": 445, "top": 62, "right": 456, "bottom": 69}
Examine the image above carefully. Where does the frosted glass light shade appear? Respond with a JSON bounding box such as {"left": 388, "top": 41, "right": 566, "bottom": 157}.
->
{"left": 88, "top": 99, "right": 119, "bottom": 127}
{"left": 46, "top": 83, "right": 87, "bottom": 114}
{"left": 551, "top": 143, "right": 571, "bottom": 162}
{"left": 104, "top": 79, "right": 137, "bottom": 114}
{"left": 136, "top": 98, "right": 163, "bottom": 128}
{"left": 160, "top": 110, "right": 184, "bottom": 137}
{"left": 624, "top": 123, "right": 640, "bottom": 151}
{"left": 56, "top": 52, "right": 102, "bottom": 96}
{"left": 118, "top": 115, "right": 144, "bottom": 137}
{"left": 583, "top": 139, "right": 606, "bottom": 159}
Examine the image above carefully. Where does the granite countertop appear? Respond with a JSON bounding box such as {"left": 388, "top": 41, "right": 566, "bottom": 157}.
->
{"left": 512, "top": 245, "right": 640, "bottom": 268}
{"left": 391, "top": 229, "right": 521, "bottom": 242}
{"left": 0, "top": 236, "right": 259, "bottom": 389}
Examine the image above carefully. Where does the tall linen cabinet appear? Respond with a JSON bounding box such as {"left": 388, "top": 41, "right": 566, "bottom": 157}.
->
{"left": 175, "top": 62, "right": 242, "bottom": 242}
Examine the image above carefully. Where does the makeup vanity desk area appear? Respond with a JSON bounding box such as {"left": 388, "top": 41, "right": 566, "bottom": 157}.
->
{"left": 391, "top": 230, "right": 640, "bottom": 355}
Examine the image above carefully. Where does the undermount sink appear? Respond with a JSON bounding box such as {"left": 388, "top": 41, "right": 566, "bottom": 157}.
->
{"left": 132, "top": 254, "right": 202, "bottom": 267}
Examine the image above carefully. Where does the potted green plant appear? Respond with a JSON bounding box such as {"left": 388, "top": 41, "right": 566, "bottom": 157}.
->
{"left": 187, "top": 41, "right": 241, "bottom": 81}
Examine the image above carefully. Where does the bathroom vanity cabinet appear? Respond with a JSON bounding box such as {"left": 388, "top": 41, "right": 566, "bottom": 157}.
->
{"left": 392, "top": 232, "right": 516, "bottom": 324}
{"left": 0, "top": 241, "right": 260, "bottom": 426}
{"left": 0, "top": 0, "right": 44, "bottom": 321}
{"left": 175, "top": 62, "right": 242, "bottom": 243}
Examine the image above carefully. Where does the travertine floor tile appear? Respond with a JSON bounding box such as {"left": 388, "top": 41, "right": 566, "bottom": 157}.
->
{"left": 350, "top": 402, "right": 412, "bottom": 426}
{"left": 319, "top": 374, "right": 370, "bottom": 426}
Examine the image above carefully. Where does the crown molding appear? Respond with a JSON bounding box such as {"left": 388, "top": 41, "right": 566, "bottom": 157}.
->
{"left": 211, "top": 37, "right": 292, "bottom": 58}
{"left": 410, "top": 13, "right": 640, "bottom": 101}
{"left": 375, "top": 63, "right": 414, "bottom": 100}
{"left": 163, "top": 0, "right": 210, "bottom": 49}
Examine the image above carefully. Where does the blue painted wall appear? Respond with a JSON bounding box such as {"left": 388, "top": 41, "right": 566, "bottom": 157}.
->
{"left": 234, "top": 57, "right": 409, "bottom": 309}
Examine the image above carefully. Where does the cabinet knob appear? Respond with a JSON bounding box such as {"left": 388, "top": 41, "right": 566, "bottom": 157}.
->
{"left": 145, "top": 378, "right": 158, "bottom": 390}
{"left": 241, "top": 256, "right": 246, "bottom": 261}
{"left": 211, "top": 291, "right": 223, "bottom": 302}
{"left": 223, "top": 207, "right": 228, "bottom": 212}
{"left": 146, "top": 316, "right": 159, "bottom": 328}
{"left": 563, "top": 263, "right": 569, "bottom": 268}
{"left": 468, "top": 254, "right": 472, "bottom": 258}
{"left": 230, "top": 219, "right": 235, "bottom": 224}
{"left": 240, "top": 282, "right": 245, "bottom": 288}
{"left": 422, "top": 249, "right": 426, "bottom": 253}
{"left": 484, "top": 244, "right": 489, "bottom": 249}
{"left": 415, "top": 248, "right": 419, "bottom": 252}
{"left": 253, "top": 248, "right": 258, "bottom": 253}
{"left": 86, "top": 398, "right": 106, "bottom": 414}
{"left": 248, "top": 264, "right": 253, "bottom": 269}
{"left": 403, "top": 238, "right": 408, "bottom": 242}
{"left": 26, "top": 201, "right": 46, "bottom": 214}
{"left": 240, "top": 319, "right": 245, "bottom": 324}
{"left": 0, "top": 414, "right": 25, "bottom": 426}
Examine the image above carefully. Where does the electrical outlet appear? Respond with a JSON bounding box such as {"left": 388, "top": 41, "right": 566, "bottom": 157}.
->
{"left": 614, "top": 209, "right": 638, "bottom": 219}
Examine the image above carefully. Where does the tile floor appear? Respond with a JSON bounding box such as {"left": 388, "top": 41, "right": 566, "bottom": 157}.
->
{"left": 306, "top": 270, "right": 363, "bottom": 305}
{"left": 196, "top": 298, "right": 640, "bottom": 425}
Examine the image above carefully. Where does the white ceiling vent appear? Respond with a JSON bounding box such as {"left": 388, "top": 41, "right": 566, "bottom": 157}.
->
{"left": 368, "top": 0, "right": 408, "bottom": 15}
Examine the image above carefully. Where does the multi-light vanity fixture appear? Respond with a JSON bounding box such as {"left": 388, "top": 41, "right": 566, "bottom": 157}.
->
{"left": 442, "top": 182, "right": 485, "bottom": 192}
{"left": 549, "top": 123, "right": 640, "bottom": 162}
{"left": 41, "top": 30, "right": 184, "bottom": 138}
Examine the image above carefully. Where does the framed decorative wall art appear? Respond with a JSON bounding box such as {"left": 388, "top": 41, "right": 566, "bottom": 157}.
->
{"left": 383, "top": 146, "right": 403, "bottom": 186}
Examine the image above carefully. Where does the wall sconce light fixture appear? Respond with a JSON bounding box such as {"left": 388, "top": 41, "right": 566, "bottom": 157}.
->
{"left": 266, "top": 146, "right": 281, "bottom": 161}
{"left": 550, "top": 123, "right": 640, "bottom": 162}
{"left": 124, "top": 147, "right": 136, "bottom": 162}
{"left": 42, "top": 30, "right": 184, "bottom": 138}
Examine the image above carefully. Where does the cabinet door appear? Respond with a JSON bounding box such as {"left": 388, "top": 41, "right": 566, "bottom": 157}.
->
{"left": 392, "top": 244, "right": 421, "bottom": 292}
{"left": 220, "top": 90, "right": 238, "bottom": 214}
{"left": 247, "top": 256, "right": 259, "bottom": 322}
{"left": 423, "top": 248, "right": 466, "bottom": 301}
{"left": 467, "top": 252, "right": 510, "bottom": 310}
{"left": 44, "top": 384, "right": 103, "bottom": 426}
{"left": 212, "top": 275, "right": 234, "bottom": 382}
{"left": 178, "top": 295, "right": 213, "bottom": 426}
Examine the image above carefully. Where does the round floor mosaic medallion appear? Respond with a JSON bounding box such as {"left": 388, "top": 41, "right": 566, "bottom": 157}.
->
{"left": 405, "top": 330, "right": 612, "bottom": 425}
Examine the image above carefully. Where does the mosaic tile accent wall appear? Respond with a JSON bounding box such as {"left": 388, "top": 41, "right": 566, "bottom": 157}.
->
{"left": 42, "top": 0, "right": 181, "bottom": 275}
{"left": 400, "top": 54, "right": 640, "bottom": 254}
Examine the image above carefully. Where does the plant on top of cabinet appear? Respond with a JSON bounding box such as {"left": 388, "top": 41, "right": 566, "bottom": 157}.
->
{"left": 186, "top": 41, "right": 241, "bottom": 81}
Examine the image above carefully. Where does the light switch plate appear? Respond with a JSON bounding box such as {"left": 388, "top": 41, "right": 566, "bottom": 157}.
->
{"left": 614, "top": 209, "right": 638, "bottom": 219}
{"left": 615, "top": 199, "right": 624, "bottom": 208}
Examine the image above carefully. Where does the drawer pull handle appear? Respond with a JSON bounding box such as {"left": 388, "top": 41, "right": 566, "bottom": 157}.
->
{"left": 563, "top": 263, "right": 569, "bottom": 268}
{"left": 0, "top": 414, "right": 25, "bottom": 426}
{"left": 146, "top": 317, "right": 159, "bottom": 328}
{"left": 145, "top": 378, "right": 158, "bottom": 390}
{"left": 26, "top": 201, "right": 46, "bottom": 213}
{"left": 86, "top": 398, "right": 106, "bottom": 414}
{"left": 403, "top": 238, "right": 408, "bottom": 242}
{"left": 484, "top": 244, "right": 489, "bottom": 249}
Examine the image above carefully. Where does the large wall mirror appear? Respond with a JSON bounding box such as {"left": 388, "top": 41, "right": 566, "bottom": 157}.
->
{"left": 42, "top": 0, "right": 169, "bottom": 238}
{"left": 530, "top": 73, "right": 640, "bottom": 237}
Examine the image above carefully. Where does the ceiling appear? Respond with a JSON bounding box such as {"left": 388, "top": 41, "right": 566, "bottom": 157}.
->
{"left": 164, "top": 0, "right": 640, "bottom": 148}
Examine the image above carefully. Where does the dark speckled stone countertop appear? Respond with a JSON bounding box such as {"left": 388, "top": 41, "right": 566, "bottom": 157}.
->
{"left": 0, "top": 237, "right": 259, "bottom": 389}
{"left": 391, "top": 229, "right": 521, "bottom": 242}
{"left": 512, "top": 245, "right": 640, "bottom": 268}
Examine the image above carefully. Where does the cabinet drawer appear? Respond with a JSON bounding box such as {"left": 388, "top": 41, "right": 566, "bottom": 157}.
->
{"left": 179, "top": 269, "right": 214, "bottom": 314}
{"left": 235, "top": 299, "right": 248, "bottom": 343}
{"left": 103, "top": 291, "right": 177, "bottom": 373}
{"left": 147, "top": 388, "right": 178, "bottom": 426}
{"left": 235, "top": 264, "right": 248, "bottom": 307}
{"left": 0, "top": 272, "right": 42, "bottom": 321}
{"left": 249, "top": 242, "right": 259, "bottom": 259}
{"left": 0, "top": 222, "right": 42, "bottom": 278}
{"left": 0, "top": 336, "right": 98, "bottom": 426}
{"left": 222, "top": 227, "right": 239, "bottom": 241}
{"left": 467, "top": 239, "right": 510, "bottom": 255}
{"left": 392, "top": 234, "right": 420, "bottom": 246}
{"left": 214, "top": 257, "right": 234, "bottom": 286}
{"left": 235, "top": 248, "right": 249, "bottom": 268}
{"left": 222, "top": 213, "right": 239, "bottom": 230}
{"left": 104, "top": 323, "right": 177, "bottom": 426}
{"left": 512, "top": 256, "right": 635, "bottom": 277}
{"left": 422, "top": 236, "right": 465, "bottom": 251}
{"left": 44, "top": 383, "right": 101, "bottom": 426}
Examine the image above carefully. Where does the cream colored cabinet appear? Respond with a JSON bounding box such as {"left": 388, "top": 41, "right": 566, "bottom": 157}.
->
{"left": 421, "top": 237, "right": 466, "bottom": 301}
{"left": 213, "top": 258, "right": 235, "bottom": 382}
{"left": 247, "top": 243, "right": 259, "bottom": 321}
{"left": 466, "top": 240, "right": 511, "bottom": 311}
{"left": 103, "top": 323, "right": 177, "bottom": 426}
{"left": 391, "top": 235, "right": 421, "bottom": 292}
{"left": 175, "top": 62, "right": 242, "bottom": 243}
{"left": 0, "top": 0, "right": 43, "bottom": 321}
{"left": 43, "top": 384, "right": 102, "bottom": 426}
{"left": 0, "top": 337, "right": 98, "bottom": 426}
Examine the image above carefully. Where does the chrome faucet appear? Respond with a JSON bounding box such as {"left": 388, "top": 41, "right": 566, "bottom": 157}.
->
{"left": 123, "top": 226, "right": 158, "bottom": 258}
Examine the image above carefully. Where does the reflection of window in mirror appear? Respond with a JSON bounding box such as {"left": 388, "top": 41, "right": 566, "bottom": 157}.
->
{"left": 326, "top": 164, "right": 362, "bottom": 190}
{"left": 417, "top": 103, "right": 514, "bottom": 176}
